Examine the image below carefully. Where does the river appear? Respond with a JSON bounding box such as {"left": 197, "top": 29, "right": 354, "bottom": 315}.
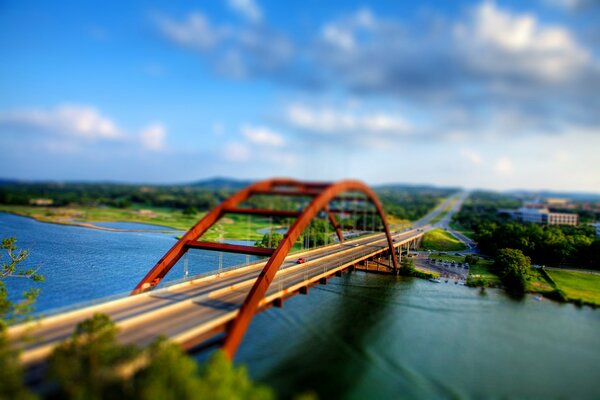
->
{"left": 1, "top": 212, "right": 599, "bottom": 399}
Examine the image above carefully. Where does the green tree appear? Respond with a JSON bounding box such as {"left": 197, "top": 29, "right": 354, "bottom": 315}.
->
{"left": 464, "top": 254, "right": 478, "bottom": 265}
{"left": 182, "top": 207, "right": 199, "bottom": 217}
{"left": 0, "top": 237, "right": 43, "bottom": 400}
{"left": 47, "top": 313, "right": 140, "bottom": 400}
{"left": 194, "top": 350, "right": 274, "bottom": 400}
{"left": 48, "top": 314, "right": 275, "bottom": 400}
{"left": 255, "top": 230, "right": 284, "bottom": 249}
{"left": 132, "top": 338, "right": 203, "bottom": 400}
{"left": 494, "top": 248, "right": 531, "bottom": 294}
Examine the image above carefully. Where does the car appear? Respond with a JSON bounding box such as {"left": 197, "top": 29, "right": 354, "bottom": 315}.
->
{"left": 296, "top": 257, "right": 306, "bottom": 264}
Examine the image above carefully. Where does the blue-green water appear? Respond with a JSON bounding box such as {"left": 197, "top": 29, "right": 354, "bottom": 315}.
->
{"left": 2, "top": 213, "right": 600, "bottom": 399}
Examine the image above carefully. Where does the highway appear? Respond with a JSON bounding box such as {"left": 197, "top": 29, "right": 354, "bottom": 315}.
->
{"left": 9, "top": 228, "right": 423, "bottom": 366}
{"left": 9, "top": 192, "right": 467, "bottom": 366}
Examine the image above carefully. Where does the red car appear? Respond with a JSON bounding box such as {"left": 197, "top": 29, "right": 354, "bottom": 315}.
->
{"left": 296, "top": 257, "right": 306, "bottom": 264}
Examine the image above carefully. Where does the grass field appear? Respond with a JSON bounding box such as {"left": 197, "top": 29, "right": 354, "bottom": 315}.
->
{"left": 547, "top": 269, "right": 600, "bottom": 306}
{"left": 0, "top": 205, "right": 275, "bottom": 241}
{"left": 466, "top": 260, "right": 501, "bottom": 287}
{"left": 525, "top": 270, "right": 555, "bottom": 294}
{"left": 421, "top": 228, "right": 467, "bottom": 252}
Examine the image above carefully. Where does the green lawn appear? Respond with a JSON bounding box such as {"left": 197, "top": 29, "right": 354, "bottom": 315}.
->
{"left": 0, "top": 205, "right": 274, "bottom": 241}
{"left": 466, "top": 260, "right": 501, "bottom": 287}
{"left": 421, "top": 228, "right": 467, "bottom": 252}
{"left": 525, "top": 270, "right": 555, "bottom": 294}
{"left": 547, "top": 269, "right": 600, "bottom": 306}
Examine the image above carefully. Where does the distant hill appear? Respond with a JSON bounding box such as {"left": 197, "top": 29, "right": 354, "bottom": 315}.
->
{"left": 187, "top": 177, "right": 252, "bottom": 190}
{"left": 0, "top": 178, "right": 21, "bottom": 186}
{"left": 375, "top": 183, "right": 461, "bottom": 192}
{"left": 505, "top": 190, "right": 600, "bottom": 202}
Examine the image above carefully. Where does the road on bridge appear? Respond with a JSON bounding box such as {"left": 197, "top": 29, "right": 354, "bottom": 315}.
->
{"left": 10, "top": 190, "right": 469, "bottom": 367}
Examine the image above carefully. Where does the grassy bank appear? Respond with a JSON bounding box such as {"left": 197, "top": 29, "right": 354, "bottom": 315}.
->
{"left": 0, "top": 205, "right": 274, "bottom": 241}
{"left": 466, "top": 259, "right": 501, "bottom": 287}
{"left": 547, "top": 269, "right": 600, "bottom": 306}
{"left": 421, "top": 228, "right": 467, "bottom": 252}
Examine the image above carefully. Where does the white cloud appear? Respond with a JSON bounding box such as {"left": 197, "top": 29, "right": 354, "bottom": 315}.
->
{"left": 456, "top": 1, "right": 589, "bottom": 82}
{"left": 322, "top": 25, "right": 355, "bottom": 50}
{"left": 241, "top": 124, "right": 284, "bottom": 146}
{"left": 228, "top": 0, "right": 262, "bottom": 23}
{"left": 460, "top": 148, "right": 483, "bottom": 164}
{"left": 139, "top": 124, "right": 166, "bottom": 151}
{"left": 0, "top": 104, "right": 122, "bottom": 140}
{"left": 286, "top": 104, "right": 412, "bottom": 136}
{"left": 157, "top": 11, "right": 293, "bottom": 78}
{"left": 321, "top": 8, "right": 376, "bottom": 50}
{"left": 157, "top": 12, "right": 221, "bottom": 51}
{"left": 0, "top": 104, "right": 171, "bottom": 154}
{"left": 494, "top": 157, "right": 514, "bottom": 174}
{"left": 224, "top": 141, "right": 251, "bottom": 161}
{"left": 543, "top": 0, "right": 600, "bottom": 10}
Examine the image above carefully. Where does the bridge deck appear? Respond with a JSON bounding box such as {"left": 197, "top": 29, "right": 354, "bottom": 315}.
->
{"left": 9, "top": 228, "right": 426, "bottom": 366}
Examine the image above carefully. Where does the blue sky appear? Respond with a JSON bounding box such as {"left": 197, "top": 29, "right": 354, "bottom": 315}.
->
{"left": 1, "top": 0, "right": 599, "bottom": 191}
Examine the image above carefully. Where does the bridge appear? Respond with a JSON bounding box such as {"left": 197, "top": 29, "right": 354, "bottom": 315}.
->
{"left": 9, "top": 178, "right": 454, "bottom": 367}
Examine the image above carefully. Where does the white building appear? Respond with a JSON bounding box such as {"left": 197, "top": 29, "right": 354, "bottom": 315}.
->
{"left": 499, "top": 205, "right": 578, "bottom": 226}
{"left": 546, "top": 212, "right": 578, "bottom": 226}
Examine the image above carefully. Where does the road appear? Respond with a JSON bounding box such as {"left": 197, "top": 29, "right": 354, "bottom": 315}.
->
{"left": 9, "top": 227, "right": 425, "bottom": 366}
{"left": 9, "top": 191, "right": 468, "bottom": 366}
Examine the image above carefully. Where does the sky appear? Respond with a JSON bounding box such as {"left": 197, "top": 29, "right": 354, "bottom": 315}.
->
{"left": 0, "top": 0, "right": 599, "bottom": 191}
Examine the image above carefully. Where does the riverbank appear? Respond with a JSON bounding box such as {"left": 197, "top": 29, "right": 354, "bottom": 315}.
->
{"left": 0, "top": 205, "right": 273, "bottom": 241}
{"left": 420, "top": 249, "right": 600, "bottom": 308}
{"left": 421, "top": 228, "right": 467, "bottom": 252}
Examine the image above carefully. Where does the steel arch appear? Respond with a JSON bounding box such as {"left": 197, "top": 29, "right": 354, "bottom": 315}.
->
{"left": 131, "top": 178, "right": 398, "bottom": 358}
{"left": 131, "top": 178, "right": 326, "bottom": 294}
{"left": 221, "top": 179, "right": 398, "bottom": 358}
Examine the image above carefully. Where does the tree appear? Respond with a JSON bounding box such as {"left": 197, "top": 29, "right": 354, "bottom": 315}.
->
{"left": 48, "top": 314, "right": 275, "bottom": 400}
{"left": 0, "top": 237, "right": 43, "bottom": 400}
{"left": 464, "top": 254, "right": 478, "bottom": 265}
{"left": 494, "top": 248, "right": 531, "bottom": 294}
{"left": 47, "top": 313, "right": 140, "bottom": 400}
{"left": 182, "top": 207, "right": 199, "bottom": 217}
{"left": 132, "top": 338, "right": 204, "bottom": 400}
{"left": 255, "top": 230, "right": 284, "bottom": 249}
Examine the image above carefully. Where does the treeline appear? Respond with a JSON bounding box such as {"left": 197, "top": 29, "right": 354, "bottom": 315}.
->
{"left": 0, "top": 181, "right": 455, "bottom": 221}
{"left": 0, "top": 183, "right": 224, "bottom": 210}
{"left": 454, "top": 192, "right": 600, "bottom": 269}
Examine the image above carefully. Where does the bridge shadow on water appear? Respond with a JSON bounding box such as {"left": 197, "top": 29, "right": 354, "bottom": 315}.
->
{"left": 247, "top": 272, "right": 403, "bottom": 399}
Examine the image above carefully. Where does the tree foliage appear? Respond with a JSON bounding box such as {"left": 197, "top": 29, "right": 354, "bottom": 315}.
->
{"left": 0, "top": 237, "right": 42, "bottom": 400}
{"left": 494, "top": 249, "right": 531, "bottom": 294}
{"left": 453, "top": 192, "right": 599, "bottom": 269}
{"left": 255, "top": 230, "right": 284, "bottom": 249}
{"left": 48, "top": 313, "right": 140, "bottom": 400}
{"left": 47, "top": 314, "right": 275, "bottom": 400}
{"left": 464, "top": 254, "right": 479, "bottom": 265}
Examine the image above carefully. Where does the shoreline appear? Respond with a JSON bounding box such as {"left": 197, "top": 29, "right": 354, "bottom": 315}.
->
{"left": 0, "top": 210, "right": 184, "bottom": 234}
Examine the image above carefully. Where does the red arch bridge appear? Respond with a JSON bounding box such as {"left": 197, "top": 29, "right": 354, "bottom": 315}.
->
{"left": 10, "top": 178, "right": 432, "bottom": 365}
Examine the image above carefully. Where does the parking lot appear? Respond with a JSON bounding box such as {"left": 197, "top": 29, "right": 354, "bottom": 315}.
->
{"left": 410, "top": 252, "right": 469, "bottom": 281}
